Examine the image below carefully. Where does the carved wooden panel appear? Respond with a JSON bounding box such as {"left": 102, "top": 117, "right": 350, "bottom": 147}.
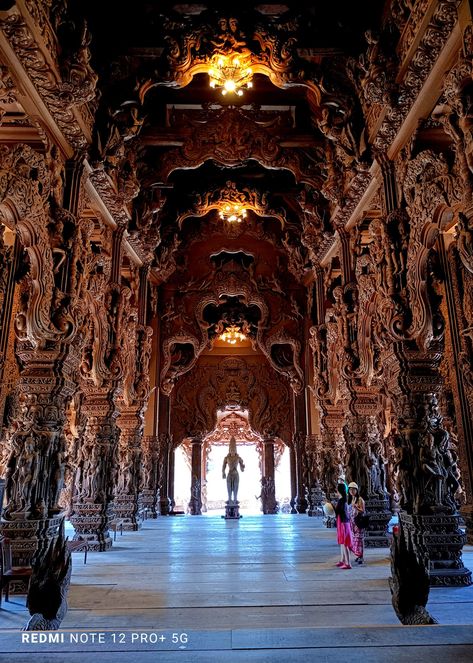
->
{"left": 171, "top": 356, "right": 293, "bottom": 445}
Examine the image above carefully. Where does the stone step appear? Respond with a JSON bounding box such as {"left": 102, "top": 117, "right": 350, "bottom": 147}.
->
{"left": 2, "top": 625, "right": 473, "bottom": 663}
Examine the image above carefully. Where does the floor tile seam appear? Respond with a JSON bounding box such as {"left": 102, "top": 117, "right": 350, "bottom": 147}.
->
{"left": 70, "top": 587, "right": 393, "bottom": 591}
{"left": 57, "top": 623, "right": 473, "bottom": 631}
{"left": 69, "top": 586, "right": 389, "bottom": 594}
{"left": 223, "top": 643, "right": 473, "bottom": 653}
{"left": 65, "top": 602, "right": 399, "bottom": 611}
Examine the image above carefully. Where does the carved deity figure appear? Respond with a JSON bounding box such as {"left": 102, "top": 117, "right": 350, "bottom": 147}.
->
{"left": 211, "top": 17, "right": 249, "bottom": 55}
{"left": 257, "top": 476, "right": 278, "bottom": 514}
{"left": 222, "top": 436, "right": 245, "bottom": 502}
{"left": 15, "top": 435, "right": 39, "bottom": 513}
{"left": 49, "top": 435, "right": 66, "bottom": 513}
{"left": 438, "top": 428, "right": 462, "bottom": 510}
{"left": 457, "top": 212, "right": 473, "bottom": 275}
{"left": 392, "top": 428, "right": 413, "bottom": 511}
{"left": 417, "top": 431, "right": 447, "bottom": 512}
{"left": 368, "top": 442, "right": 388, "bottom": 498}
{"left": 117, "top": 447, "right": 135, "bottom": 494}
{"left": 320, "top": 447, "right": 338, "bottom": 497}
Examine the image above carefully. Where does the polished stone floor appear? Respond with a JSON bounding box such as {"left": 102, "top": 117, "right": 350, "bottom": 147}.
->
{"left": 0, "top": 515, "right": 472, "bottom": 662}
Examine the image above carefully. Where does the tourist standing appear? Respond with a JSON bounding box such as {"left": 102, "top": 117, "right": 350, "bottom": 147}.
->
{"left": 335, "top": 482, "right": 353, "bottom": 569}
{"left": 348, "top": 481, "right": 366, "bottom": 565}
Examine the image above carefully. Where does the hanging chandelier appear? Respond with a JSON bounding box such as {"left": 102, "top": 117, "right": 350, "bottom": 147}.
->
{"left": 208, "top": 52, "right": 253, "bottom": 96}
{"left": 219, "top": 324, "right": 247, "bottom": 345}
{"left": 218, "top": 201, "right": 247, "bottom": 224}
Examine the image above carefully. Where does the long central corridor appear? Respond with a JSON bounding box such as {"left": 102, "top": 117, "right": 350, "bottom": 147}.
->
{"left": 2, "top": 516, "right": 473, "bottom": 661}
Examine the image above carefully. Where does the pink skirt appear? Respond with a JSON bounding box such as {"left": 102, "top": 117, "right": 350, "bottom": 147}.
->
{"left": 337, "top": 517, "right": 353, "bottom": 547}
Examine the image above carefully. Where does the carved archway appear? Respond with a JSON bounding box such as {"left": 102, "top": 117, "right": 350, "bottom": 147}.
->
{"left": 138, "top": 15, "right": 323, "bottom": 114}
{"left": 170, "top": 356, "right": 293, "bottom": 445}
{"left": 156, "top": 107, "right": 322, "bottom": 189}
{"left": 160, "top": 267, "right": 305, "bottom": 395}
{"left": 178, "top": 181, "right": 287, "bottom": 230}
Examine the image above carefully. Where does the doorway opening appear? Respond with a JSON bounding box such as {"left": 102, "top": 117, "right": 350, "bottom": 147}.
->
{"left": 205, "top": 442, "right": 260, "bottom": 514}
{"left": 174, "top": 445, "right": 191, "bottom": 513}
{"left": 172, "top": 409, "right": 291, "bottom": 515}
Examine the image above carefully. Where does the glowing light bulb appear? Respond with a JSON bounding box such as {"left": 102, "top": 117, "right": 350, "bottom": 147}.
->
{"left": 224, "top": 79, "right": 236, "bottom": 93}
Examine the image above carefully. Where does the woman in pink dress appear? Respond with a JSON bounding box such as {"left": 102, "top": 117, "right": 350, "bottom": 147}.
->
{"left": 334, "top": 482, "right": 353, "bottom": 569}
{"left": 348, "top": 481, "right": 366, "bottom": 564}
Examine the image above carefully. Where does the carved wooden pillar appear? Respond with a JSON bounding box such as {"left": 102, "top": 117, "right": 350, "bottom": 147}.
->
{"left": 70, "top": 224, "right": 126, "bottom": 550}
{"left": 440, "top": 233, "right": 473, "bottom": 542}
{"left": 261, "top": 438, "right": 277, "bottom": 514}
{"left": 157, "top": 391, "right": 172, "bottom": 514}
{"left": 293, "top": 387, "right": 308, "bottom": 513}
{"left": 292, "top": 431, "right": 307, "bottom": 513}
{"left": 305, "top": 434, "right": 325, "bottom": 516}
{"left": 70, "top": 384, "right": 119, "bottom": 551}
{"left": 388, "top": 342, "right": 472, "bottom": 586}
{"left": 375, "top": 148, "right": 472, "bottom": 585}
{"left": 289, "top": 445, "right": 297, "bottom": 513}
{"left": 188, "top": 438, "right": 203, "bottom": 515}
{"left": 438, "top": 55, "right": 473, "bottom": 541}
{"left": 140, "top": 435, "right": 159, "bottom": 517}
{"left": 0, "top": 146, "right": 87, "bottom": 567}
{"left": 345, "top": 411, "right": 391, "bottom": 547}
{"left": 346, "top": 388, "right": 392, "bottom": 546}
{"left": 263, "top": 438, "right": 275, "bottom": 481}
{"left": 319, "top": 407, "right": 347, "bottom": 497}
{"left": 168, "top": 442, "right": 176, "bottom": 511}
{"left": 0, "top": 228, "right": 19, "bottom": 433}
{"left": 113, "top": 264, "right": 152, "bottom": 528}
{"left": 154, "top": 433, "right": 167, "bottom": 515}
{"left": 114, "top": 409, "right": 143, "bottom": 530}
{"left": 1, "top": 341, "right": 79, "bottom": 566}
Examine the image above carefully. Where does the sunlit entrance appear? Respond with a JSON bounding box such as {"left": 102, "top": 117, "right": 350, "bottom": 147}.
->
{"left": 173, "top": 409, "right": 291, "bottom": 515}
{"left": 205, "top": 442, "right": 260, "bottom": 514}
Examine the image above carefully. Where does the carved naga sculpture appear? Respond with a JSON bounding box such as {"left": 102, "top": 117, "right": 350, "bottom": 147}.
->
{"left": 24, "top": 529, "right": 72, "bottom": 631}
{"left": 389, "top": 524, "right": 437, "bottom": 626}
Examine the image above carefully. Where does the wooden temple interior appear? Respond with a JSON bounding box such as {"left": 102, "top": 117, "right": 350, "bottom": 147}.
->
{"left": 0, "top": 0, "right": 473, "bottom": 641}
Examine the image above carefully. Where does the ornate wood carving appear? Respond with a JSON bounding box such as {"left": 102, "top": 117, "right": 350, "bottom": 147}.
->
{"left": 373, "top": 0, "right": 461, "bottom": 151}
{"left": 160, "top": 258, "right": 305, "bottom": 395}
{"left": 156, "top": 107, "right": 323, "bottom": 189}
{"left": 402, "top": 149, "right": 462, "bottom": 348}
{"left": 0, "top": 145, "right": 79, "bottom": 348}
{"left": 140, "top": 435, "right": 160, "bottom": 517}
{"left": 0, "top": 1, "right": 97, "bottom": 150}
{"left": 178, "top": 181, "right": 286, "bottom": 230}
{"left": 140, "top": 14, "right": 321, "bottom": 110}
{"left": 171, "top": 356, "right": 293, "bottom": 445}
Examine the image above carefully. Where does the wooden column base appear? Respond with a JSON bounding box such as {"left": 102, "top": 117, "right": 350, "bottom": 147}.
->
{"left": 70, "top": 502, "right": 113, "bottom": 551}
{"left": 400, "top": 511, "right": 472, "bottom": 587}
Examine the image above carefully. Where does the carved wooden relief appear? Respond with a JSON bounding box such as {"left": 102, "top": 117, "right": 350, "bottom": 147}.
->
{"left": 178, "top": 181, "right": 286, "bottom": 230}
{"left": 171, "top": 356, "right": 293, "bottom": 445}
{"left": 156, "top": 107, "right": 323, "bottom": 190}
{"left": 139, "top": 14, "right": 322, "bottom": 109}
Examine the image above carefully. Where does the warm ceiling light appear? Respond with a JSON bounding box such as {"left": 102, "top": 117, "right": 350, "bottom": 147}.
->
{"left": 219, "top": 324, "right": 247, "bottom": 345}
{"left": 208, "top": 52, "right": 253, "bottom": 96}
{"left": 218, "top": 202, "right": 247, "bottom": 224}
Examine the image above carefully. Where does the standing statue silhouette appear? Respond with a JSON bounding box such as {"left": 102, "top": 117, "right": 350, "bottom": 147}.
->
{"left": 222, "top": 436, "right": 245, "bottom": 502}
